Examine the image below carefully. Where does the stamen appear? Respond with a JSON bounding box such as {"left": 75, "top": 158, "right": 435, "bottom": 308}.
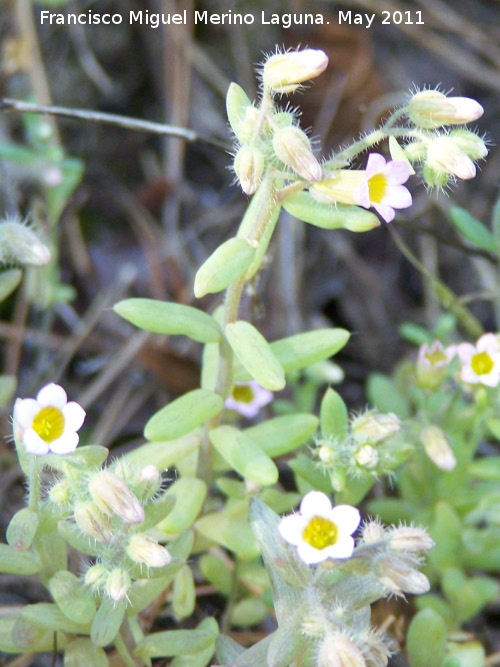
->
{"left": 471, "top": 351, "right": 494, "bottom": 376}
{"left": 232, "top": 385, "right": 255, "bottom": 404}
{"left": 368, "top": 173, "right": 387, "bottom": 203}
{"left": 302, "top": 516, "right": 338, "bottom": 550}
{"left": 32, "top": 407, "right": 65, "bottom": 442}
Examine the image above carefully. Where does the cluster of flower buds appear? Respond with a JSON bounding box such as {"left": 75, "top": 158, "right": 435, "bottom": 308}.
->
{"left": 401, "top": 89, "right": 488, "bottom": 188}
{"left": 314, "top": 409, "right": 403, "bottom": 492}
{"left": 0, "top": 216, "right": 51, "bottom": 268}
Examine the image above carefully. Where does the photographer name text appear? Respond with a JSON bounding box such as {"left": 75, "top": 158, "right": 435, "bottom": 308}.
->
{"left": 39, "top": 9, "right": 425, "bottom": 29}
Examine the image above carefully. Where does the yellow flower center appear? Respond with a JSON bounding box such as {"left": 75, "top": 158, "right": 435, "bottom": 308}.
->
{"left": 471, "top": 351, "right": 494, "bottom": 376}
{"left": 425, "top": 348, "right": 448, "bottom": 366}
{"left": 368, "top": 173, "right": 387, "bottom": 204}
{"left": 302, "top": 516, "right": 338, "bottom": 550}
{"left": 32, "top": 406, "right": 65, "bottom": 442}
{"left": 232, "top": 385, "right": 255, "bottom": 404}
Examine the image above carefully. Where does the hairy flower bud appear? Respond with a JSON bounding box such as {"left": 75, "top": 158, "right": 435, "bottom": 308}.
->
{"left": 408, "top": 90, "right": 483, "bottom": 129}
{"left": 126, "top": 533, "right": 172, "bottom": 567}
{"left": 426, "top": 137, "right": 476, "bottom": 180}
{"left": 354, "top": 445, "right": 379, "bottom": 469}
{"left": 317, "top": 634, "right": 367, "bottom": 667}
{"left": 263, "top": 49, "right": 328, "bottom": 94}
{"left": 0, "top": 219, "right": 51, "bottom": 267}
{"left": 272, "top": 126, "right": 322, "bottom": 181}
{"left": 84, "top": 563, "right": 108, "bottom": 591}
{"left": 361, "top": 520, "right": 386, "bottom": 544}
{"left": 420, "top": 425, "right": 456, "bottom": 471}
{"left": 74, "top": 502, "right": 113, "bottom": 543}
{"left": 351, "top": 411, "right": 400, "bottom": 444}
{"left": 105, "top": 568, "right": 131, "bottom": 601}
{"left": 89, "top": 470, "right": 145, "bottom": 524}
{"left": 449, "top": 129, "right": 488, "bottom": 160}
{"left": 376, "top": 556, "right": 430, "bottom": 595}
{"left": 234, "top": 145, "right": 266, "bottom": 194}
{"left": 388, "top": 526, "right": 435, "bottom": 553}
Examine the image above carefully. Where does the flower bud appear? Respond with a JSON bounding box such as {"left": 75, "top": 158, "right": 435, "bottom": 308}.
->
{"left": 416, "top": 341, "right": 455, "bottom": 389}
{"left": 234, "top": 145, "right": 266, "bottom": 194}
{"left": 422, "top": 164, "right": 450, "bottom": 189}
{"left": 354, "top": 445, "right": 379, "bottom": 469}
{"left": 263, "top": 49, "right": 328, "bottom": 94}
{"left": 361, "top": 520, "right": 386, "bottom": 544}
{"left": 317, "top": 634, "right": 367, "bottom": 667}
{"left": 388, "top": 526, "right": 435, "bottom": 553}
{"left": 403, "top": 141, "right": 427, "bottom": 162}
{"left": 74, "top": 502, "right": 113, "bottom": 543}
{"left": 84, "top": 563, "right": 109, "bottom": 591}
{"left": 105, "top": 568, "right": 131, "bottom": 601}
{"left": 449, "top": 129, "right": 488, "bottom": 160}
{"left": 133, "top": 465, "right": 163, "bottom": 500}
{"left": 426, "top": 137, "right": 476, "bottom": 180}
{"left": 0, "top": 220, "right": 51, "bottom": 267}
{"left": 272, "top": 126, "right": 322, "bottom": 181}
{"left": 89, "top": 470, "right": 145, "bottom": 524}
{"left": 49, "top": 479, "right": 71, "bottom": 506}
{"left": 351, "top": 411, "right": 400, "bottom": 444}
{"left": 420, "top": 425, "right": 456, "bottom": 471}
{"left": 376, "top": 556, "right": 430, "bottom": 595}
{"left": 126, "top": 533, "right": 172, "bottom": 567}
{"left": 408, "top": 90, "right": 484, "bottom": 129}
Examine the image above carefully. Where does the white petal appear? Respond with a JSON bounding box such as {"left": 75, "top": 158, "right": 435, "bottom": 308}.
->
{"left": 461, "top": 366, "right": 479, "bottom": 384}
{"left": 324, "top": 535, "right": 355, "bottom": 559}
{"left": 14, "top": 398, "right": 40, "bottom": 427}
{"left": 385, "top": 184, "right": 412, "bottom": 209}
{"left": 477, "top": 333, "right": 498, "bottom": 353}
{"left": 23, "top": 429, "right": 50, "bottom": 454}
{"left": 456, "top": 343, "right": 475, "bottom": 363}
{"left": 330, "top": 505, "right": 361, "bottom": 535}
{"left": 373, "top": 202, "right": 395, "bottom": 223}
{"left": 49, "top": 432, "right": 79, "bottom": 454}
{"left": 63, "top": 402, "right": 86, "bottom": 431}
{"left": 366, "top": 153, "right": 386, "bottom": 176}
{"left": 278, "top": 515, "right": 307, "bottom": 546}
{"left": 300, "top": 491, "right": 332, "bottom": 519}
{"left": 37, "top": 383, "right": 67, "bottom": 408}
{"left": 297, "top": 541, "right": 329, "bottom": 565}
{"left": 478, "top": 372, "right": 500, "bottom": 388}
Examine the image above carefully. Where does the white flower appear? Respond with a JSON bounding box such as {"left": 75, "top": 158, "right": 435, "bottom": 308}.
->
{"left": 361, "top": 153, "right": 412, "bottom": 222}
{"left": 456, "top": 333, "right": 500, "bottom": 387}
{"left": 278, "top": 491, "right": 360, "bottom": 564}
{"left": 225, "top": 381, "right": 273, "bottom": 418}
{"left": 13, "top": 383, "right": 86, "bottom": 455}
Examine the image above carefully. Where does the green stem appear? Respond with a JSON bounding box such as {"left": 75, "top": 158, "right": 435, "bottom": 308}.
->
{"left": 114, "top": 625, "right": 141, "bottom": 667}
{"left": 326, "top": 127, "right": 425, "bottom": 166}
{"left": 28, "top": 456, "right": 42, "bottom": 513}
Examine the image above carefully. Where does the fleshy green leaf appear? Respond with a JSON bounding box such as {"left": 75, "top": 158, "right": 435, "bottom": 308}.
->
{"left": 194, "top": 238, "right": 255, "bottom": 298}
{"left": 6, "top": 508, "right": 39, "bottom": 551}
{"left": 449, "top": 206, "right": 495, "bottom": 253}
{"left": 90, "top": 599, "right": 126, "bottom": 647}
{"left": 0, "top": 543, "right": 40, "bottom": 575}
{"left": 407, "top": 609, "right": 447, "bottom": 667}
{"left": 144, "top": 389, "right": 224, "bottom": 441}
{"left": 48, "top": 570, "right": 96, "bottom": 624}
{"left": 196, "top": 501, "right": 259, "bottom": 560}
{"left": 173, "top": 564, "right": 196, "bottom": 619}
{"left": 114, "top": 298, "right": 221, "bottom": 343}
{"left": 135, "top": 629, "right": 214, "bottom": 658}
{"left": 121, "top": 432, "right": 201, "bottom": 470}
{"left": 366, "top": 373, "right": 410, "bottom": 418}
{"left": 64, "top": 638, "right": 109, "bottom": 667}
{"left": 226, "top": 321, "right": 285, "bottom": 391}
{"left": 244, "top": 414, "right": 318, "bottom": 458}
{"left": 265, "top": 328, "right": 349, "bottom": 375}
{"left": 226, "top": 83, "right": 252, "bottom": 143}
{"left": 209, "top": 425, "right": 279, "bottom": 486}
{"left": 157, "top": 477, "right": 207, "bottom": 534}
{"left": 282, "top": 191, "right": 380, "bottom": 232}
{"left": 320, "top": 388, "right": 348, "bottom": 440}
{"left": 0, "top": 269, "right": 22, "bottom": 302}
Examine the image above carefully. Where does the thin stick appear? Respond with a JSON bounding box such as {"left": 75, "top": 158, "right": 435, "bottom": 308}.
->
{"left": 0, "top": 98, "right": 229, "bottom": 150}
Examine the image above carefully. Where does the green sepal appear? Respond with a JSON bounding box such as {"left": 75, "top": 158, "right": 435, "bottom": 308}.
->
{"left": 114, "top": 298, "right": 221, "bottom": 343}
{"left": 282, "top": 191, "right": 380, "bottom": 232}
{"left": 44, "top": 445, "right": 109, "bottom": 472}
{"left": 0, "top": 543, "right": 40, "bottom": 575}
{"left": 194, "top": 238, "right": 256, "bottom": 298}
{"left": 64, "top": 638, "right": 109, "bottom": 667}
{"left": 157, "top": 477, "right": 207, "bottom": 535}
{"left": 449, "top": 206, "right": 495, "bottom": 253}
{"left": 226, "top": 321, "right": 285, "bottom": 391}
{"left": 407, "top": 608, "right": 447, "bottom": 667}
{"left": 226, "top": 82, "right": 252, "bottom": 143}
{"left": 0, "top": 373, "right": 16, "bottom": 405}
{"left": 134, "top": 629, "right": 215, "bottom": 659}
{"left": 209, "top": 425, "right": 279, "bottom": 486}
{"left": 90, "top": 598, "right": 126, "bottom": 647}
{"left": 6, "top": 508, "right": 39, "bottom": 551}
{"left": 48, "top": 570, "right": 96, "bottom": 624}
{"left": 172, "top": 564, "right": 196, "bottom": 619}
{"left": 144, "top": 389, "right": 224, "bottom": 441}
{"left": 320, "top": 387, "right": 348, "bottom": 441}
{"left": 196, "top": 501, "right": 259, "bottom": 560}
{"left": 244, "top": 414, "right": 318, "bottom": 458}
{"left": 121, "top": 432, "right": 201, "bottom": 471}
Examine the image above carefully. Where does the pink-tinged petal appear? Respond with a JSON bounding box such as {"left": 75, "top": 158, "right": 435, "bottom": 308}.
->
{"left": 297, "top": 542, "right": 328, "bottom": 564}
{"left": 330, "top": 505, "right": 361, "bottom": 535}
{"left": 63, "top": 402, "right": 86, "bottom": 431}
{"left": 456, "top": 343, "right": 475, "bottom": 363}
{"left": 384, "top": 161, "right": 410, "bottom": 185}
{"left": 14, "top": 398, "right": 40, "bottom": 427}
{"left": 461, "top": 366, "right": 480, "bottom": 384}
{"left": 373, "top": 202, "right": 395, "bottom": 223}
{"left": 49, "top": 432, "right": 79, "bottom": 454}
{"left": 476, "top": 333, "right": 498, "bottom": 353}
{"left": 300, "top": 491, "right": 332, "bottom": 519}
{"left": 324, "top": 535, "right": 355, "bottom": 559}
{"left": 23, "top": 429, "right": 50, "bottom": 454}
{"left": 385, "top": 185, "right": 412, "bottom": 209}
{"left": 37, "top": 383, "right": 67, "bottom": 408}
{"left": 278, "top": 514, "right": 307, "bottom": 545}
{"left": 366, "top": 153, "right": 386, "bottom": 176}
{"left": 354, "top": 181, "right": 370, "bottom": 208}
